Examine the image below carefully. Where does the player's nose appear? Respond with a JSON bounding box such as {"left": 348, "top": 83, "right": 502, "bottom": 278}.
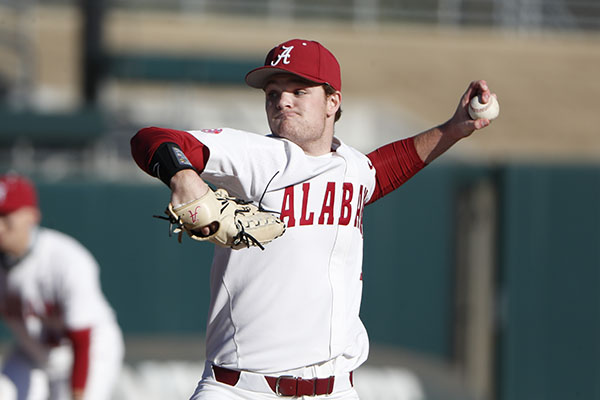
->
{"left": 277, "top": 92, "right": 294, "bottom": 109}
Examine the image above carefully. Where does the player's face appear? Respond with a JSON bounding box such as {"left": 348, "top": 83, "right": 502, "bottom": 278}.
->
{"left": 0, "top": 207, "right": 39, "bottom": 258}
{"left": 264, "top": 75, "right": 338, "bottom": 155}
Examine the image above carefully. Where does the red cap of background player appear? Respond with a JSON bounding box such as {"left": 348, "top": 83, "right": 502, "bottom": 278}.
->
{"left": 245, "top": 39, "right": 341, "bottom": 91}
{"left": 0, "top": 174, "right": 38, "bottom": 215}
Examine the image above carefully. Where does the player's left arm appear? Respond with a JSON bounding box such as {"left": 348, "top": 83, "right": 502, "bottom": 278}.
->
{"left": 413, "top": 79, "right": 493, "bottom": 164}
{"left": 57, "top": 241, "right": 109, "bottom": 400}
{"left": 67, "top": 328, "right": 91, "bottom": 400}
{"left": 366, "top": 80, "right": 494, "bottom": 203}
{"left": 366, "top": 136, "right": 425, "bottom": 204}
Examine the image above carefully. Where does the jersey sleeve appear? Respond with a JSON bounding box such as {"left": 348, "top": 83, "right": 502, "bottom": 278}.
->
{"left": 366, "top": 137, "right": 426, "bottom": 204}
{"left": 67, "top": 328, "right": 91, "bottom": 394}
{"left": 130, "top": 126, "right": 210, "bottom": 176}
{"left": 133, "top": 126, "right": 287, "bottom": 202}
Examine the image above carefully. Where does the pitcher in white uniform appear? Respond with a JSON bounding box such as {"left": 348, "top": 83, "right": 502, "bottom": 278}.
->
{"left": 0, "top": 174, "right": 124, "bottom": 400}
{"left": 130, "top": 38, "right": 496, "bottom": 399}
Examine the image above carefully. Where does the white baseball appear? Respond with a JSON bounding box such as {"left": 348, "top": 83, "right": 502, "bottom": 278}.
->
{"left": 468, "top": 94, "right": 499, "bottom": 121}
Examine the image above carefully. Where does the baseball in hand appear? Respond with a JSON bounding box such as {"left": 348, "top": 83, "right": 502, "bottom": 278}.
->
{"left": 468, "top": 94, "right": 499, "bottom": 121}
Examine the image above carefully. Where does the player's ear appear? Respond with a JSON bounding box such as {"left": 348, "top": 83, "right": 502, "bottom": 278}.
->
{"left": 23, "top": 206, "right": 41, "bottom": 226}
{"left": 326, "top": 91, "right": 341, "bottom": 119}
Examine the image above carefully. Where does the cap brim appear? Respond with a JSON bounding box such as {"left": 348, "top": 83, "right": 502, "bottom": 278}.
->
{"left": 245, "top": 66, "right": 325, "bottom": 89}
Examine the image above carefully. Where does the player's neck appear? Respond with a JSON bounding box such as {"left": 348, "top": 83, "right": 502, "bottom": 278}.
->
{"left": 11, "top": 227, "right": 38, "bottom": 259}
{"left": 297, "top": 127, "right": 336, "bottom": 156}
{"left": 299, "top": 141, "right": 334, "bottom": 156}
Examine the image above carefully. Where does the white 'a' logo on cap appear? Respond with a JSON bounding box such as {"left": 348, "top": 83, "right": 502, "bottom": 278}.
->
{"left": 271, "top": 45, "right": 294, "bottom": 66}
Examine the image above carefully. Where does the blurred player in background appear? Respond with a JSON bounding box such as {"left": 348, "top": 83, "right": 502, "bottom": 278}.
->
{"left": 131, "top": 38, "right": 496, "bottom": 399}
{"left": 0, "top": 173, "right": 124, "bottom": 400}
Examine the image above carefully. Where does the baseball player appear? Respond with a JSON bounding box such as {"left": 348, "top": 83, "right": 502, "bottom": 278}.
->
{"left": 130, "top": 38, "right": 495, "bottom": 399}
{"left": 0, "top": 174, "right": 124, "bottom": 400}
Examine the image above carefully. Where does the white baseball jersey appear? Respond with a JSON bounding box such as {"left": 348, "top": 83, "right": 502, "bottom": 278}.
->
{"left": 188, "top": 128, "right": 376, "bottom": 375}
{"left": 0, "top": 227, "right": 124, "bottom": 400}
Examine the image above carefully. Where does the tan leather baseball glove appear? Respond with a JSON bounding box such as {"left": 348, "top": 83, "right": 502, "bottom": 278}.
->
{"left": 162, "top": 188, "right": 285, "bottom": 250}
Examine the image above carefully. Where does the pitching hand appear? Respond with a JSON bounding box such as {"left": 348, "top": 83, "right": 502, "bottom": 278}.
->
{"left": 448, "top": 79, "right": 496, "bottom": 139}
{"left": 169, "top": 169, "right": 215, "bottom": 236}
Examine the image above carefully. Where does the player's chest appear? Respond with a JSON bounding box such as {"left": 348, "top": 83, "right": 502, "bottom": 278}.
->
{"left": 3, "top": 260, "right": 62, "bottom": 319}
{"left": 267, "top": 175, "right": 369, "bottom": 232}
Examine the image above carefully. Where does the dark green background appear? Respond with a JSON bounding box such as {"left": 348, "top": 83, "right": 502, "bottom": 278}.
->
{"left": 1, "top": 163, "right": 599, "bottom": 400}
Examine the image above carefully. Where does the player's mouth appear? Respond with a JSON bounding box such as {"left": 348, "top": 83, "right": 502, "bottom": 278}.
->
{"left": 276, "top": 110, "right": 299, "bottom": 119}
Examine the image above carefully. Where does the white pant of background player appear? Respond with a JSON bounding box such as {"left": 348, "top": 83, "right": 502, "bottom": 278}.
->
{"left": 0, "top": 324, "right": 124, "bottom": 400}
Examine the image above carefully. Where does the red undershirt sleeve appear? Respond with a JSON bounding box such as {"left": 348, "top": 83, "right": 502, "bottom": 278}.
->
{"left": 366, "top": 137, "right": 426, "bottom": 205}
{"left": 67, "top": 328, "right": 92, "bottom": 394}
{"left": 130, "top": 126, "right": 210, "bottom": 175}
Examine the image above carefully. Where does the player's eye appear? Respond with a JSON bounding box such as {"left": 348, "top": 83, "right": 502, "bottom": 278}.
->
{"left": 266, "top": 90, "right": 279, "bottom": 101}
{"left": 294, "top": 89, "right": 307, "bottom": 96}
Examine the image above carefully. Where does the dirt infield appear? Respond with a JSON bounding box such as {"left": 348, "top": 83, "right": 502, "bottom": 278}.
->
{"left": 5, "top": 6, "right": 600, "bottom": 162}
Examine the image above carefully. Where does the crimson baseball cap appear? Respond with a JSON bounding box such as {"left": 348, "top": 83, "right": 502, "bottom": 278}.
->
{"left": 0, "top": 174, "right": 38, "bottom": 215}
{"left": 245, "top": 39, "right": 341, "bottom": 91}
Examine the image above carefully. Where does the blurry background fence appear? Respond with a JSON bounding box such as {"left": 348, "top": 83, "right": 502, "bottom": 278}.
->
{"left": 1, "top": 1, "right": 599, "bottom": 400}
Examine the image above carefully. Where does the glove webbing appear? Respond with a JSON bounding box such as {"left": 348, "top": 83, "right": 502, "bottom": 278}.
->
{"left": 217, "top": 197, "right": 266, "bottom": 250}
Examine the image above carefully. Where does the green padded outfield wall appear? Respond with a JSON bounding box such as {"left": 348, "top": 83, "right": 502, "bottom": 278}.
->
{"left": 498, "top": 165, "right": 600, "bottom": 400}
{"left": 361, "top": 163, "right": 490, "bottom": 359}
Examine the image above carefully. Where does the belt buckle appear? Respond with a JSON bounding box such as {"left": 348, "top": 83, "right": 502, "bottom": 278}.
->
{"left": 275, "top": 375, "right": 295, "bottom": 397}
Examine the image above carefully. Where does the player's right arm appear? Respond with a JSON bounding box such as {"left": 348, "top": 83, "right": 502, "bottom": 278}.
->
{"left": 130, "top": 126, "right": 209, "bottom": 185}
{"left": 130, "top": 127, "right": 214, "bottom": 235}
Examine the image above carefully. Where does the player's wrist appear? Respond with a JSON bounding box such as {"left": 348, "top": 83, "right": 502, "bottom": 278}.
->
{"left": 439, "top": 119, "right": 471, "bottom": 141}
{"left": 150, "top": 142, "right": 198, "bottom": 187}
{"left": 170, "top": 171, "right": 209, "bottom": 207}
{"left": 72, "top": 388, "right": 84, "bottom": 400}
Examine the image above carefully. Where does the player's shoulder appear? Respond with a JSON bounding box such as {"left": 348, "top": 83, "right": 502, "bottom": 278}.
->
{"left": 37, "top": 227, "right": 79, "bottom": 246}
{"left": 189, "top": 127, "right": 263, "bottom": 139}
{"left": 188, "top": 128, "right": 288, "bottom": 158}
{"left": 334, "top": 137, "right": 371, "bottom": 162}
{"left": 36, "top": 228, "right": 97, "bottom": 265}
{"left": 333, "top": 137, "right": 377, "bottom": 190}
